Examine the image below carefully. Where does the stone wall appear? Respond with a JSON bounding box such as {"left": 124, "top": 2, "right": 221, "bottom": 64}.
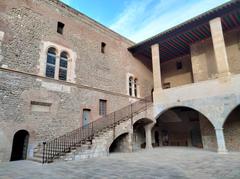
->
{"left": 0, "top": 0, "right": 153, "bottom": 161}
{"left": 190, "top": 29, "right": 240, "bottom": 82}
{"left": 199, "top": 115, "right": 217, "bottom": 151}
{"left": 161, "top": 55, "right": 193, "bottom": 88}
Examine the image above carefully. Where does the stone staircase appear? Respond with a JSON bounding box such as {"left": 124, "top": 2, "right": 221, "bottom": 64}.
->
{"left": 31, "top": 96, "right": 152, "bottom": 163}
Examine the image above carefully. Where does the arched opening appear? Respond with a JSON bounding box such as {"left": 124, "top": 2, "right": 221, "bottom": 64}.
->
{"left": 223, "top": 105, "right": 240, "bottom": 152}
{"left": 109, "top": 133, "right": 130, "bottom": 153}
{"left": 154, "top": 107, "right": 217, "bottom": 151}
{"left": 10, "top": 130, "right": 29, "bottom": 161}
{"left": 59, "top": 51, "right": 68, "bottom": 81}
{"left": 46, "top": 47, "right": 56, "bottom": 78}
{"left": 133, "top": 118, "right": 152, "bottom": 151}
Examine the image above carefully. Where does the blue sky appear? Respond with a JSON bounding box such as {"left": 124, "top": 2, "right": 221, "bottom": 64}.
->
{"left": 61, "top": 0, "right": 230, "bottom": 42}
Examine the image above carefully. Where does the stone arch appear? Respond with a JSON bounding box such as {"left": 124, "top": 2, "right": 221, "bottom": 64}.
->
{"left": 109, "top": 132, "right": 130, "bottom": 153}
{"left": 10, "top": 130, "right": 30, "bottom": 161}
{"left": 154, "top": 106, "right": 217, "bottom": 151}
{"left": 133, "top": 118, "right": 154, "bottom": 151}
{"left": 223, "top": 104, "right": 240, "bottom": 151}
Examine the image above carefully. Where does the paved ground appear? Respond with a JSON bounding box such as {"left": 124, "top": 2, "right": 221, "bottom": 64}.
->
{"left": 0, "top": 147, "right": 240, "bottom": 179}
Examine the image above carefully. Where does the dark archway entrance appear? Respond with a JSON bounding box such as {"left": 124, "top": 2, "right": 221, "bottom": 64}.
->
{"left": 109, "top": 133, "right": 129, "bottom": 153}
{"left": 154, "top": 107, "right": 217, "bottom": 150}
{"left": 223, "top": 105, "right": 240, "bottom": 152}
{"left": 10, "top": 130, "right": 29, "bottom": 161}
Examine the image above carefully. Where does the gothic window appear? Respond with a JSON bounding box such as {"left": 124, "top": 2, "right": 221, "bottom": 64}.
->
{"left": 59, "top": 51, "right": 68, "bottom": 81}
{"left": 129, "top": 77, "right": 133, "bottom": 96}
{"left": 134, "top": 78, "right": 138, "bottom": 97}
{"left": 46, "top": 47, "right": 56, "bottom": 78}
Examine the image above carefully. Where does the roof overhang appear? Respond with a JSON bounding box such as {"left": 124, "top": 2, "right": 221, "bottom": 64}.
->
{"left": 128, "top": 0, "right": 240, "bottom": 62}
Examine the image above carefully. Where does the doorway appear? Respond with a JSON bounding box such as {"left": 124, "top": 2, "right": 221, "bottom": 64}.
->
{"left": 82, "top": 109, "right": 91, "bottom": 127}
{"left": 10, "top": 130, "right": 29, "bottom": 161}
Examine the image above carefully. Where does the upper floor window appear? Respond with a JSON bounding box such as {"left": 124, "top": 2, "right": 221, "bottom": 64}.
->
{"left": 176, "top": 61, "right": 183, "bottom": 70}
{"left": 129, "top": 76, "right": 138, "bottom": 97}
{"left": 134, "top": 78, "right": 138, "bottom": 97}
{"left": 45, "top": 48, "right": 69, "bottom": 81}
{"left": 99, "top": 99, "right": 107, "bottom": 116}
{"left": 57, "top": 22, "right": 65, "bottom": 35}
{"left": 46, "top": 47, "right": 56, "bottom": 78}
{"left": 59, "top": 52, "right": 68, "bottom": 81}
{"left": 129, "top": 77, "right": 133, "bottom": 96}
{"left": 101, "top": 42, "right": 106, "bottom": 53}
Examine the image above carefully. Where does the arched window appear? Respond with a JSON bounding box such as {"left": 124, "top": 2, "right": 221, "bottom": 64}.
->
{"left": 134, "top": 78, "right": 137, "bottom": 97}
{"left": 129, "top": 77, "right": 133, "bottom": 96}
{"left": 46, "top": 47, "right": 56, "bottom": 78}
{"left": 59, "top": 51, "right": 68, "bottom": 81}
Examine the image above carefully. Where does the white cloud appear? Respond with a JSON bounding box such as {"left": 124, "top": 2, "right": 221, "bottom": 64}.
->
{"left": 110, "top": 0, "right": 230, "bottom": 43}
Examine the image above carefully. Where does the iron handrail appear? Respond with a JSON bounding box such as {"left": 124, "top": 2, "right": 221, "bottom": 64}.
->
{"left": 41, "top": 96, "right": 152, "bottom": 163}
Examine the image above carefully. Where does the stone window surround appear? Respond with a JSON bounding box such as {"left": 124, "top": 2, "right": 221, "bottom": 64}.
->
{"left": 38, "top": 41, "right": 77, "bottom": 83}
{"left": 126, "top": 73, "right": 140, "bottom": 98}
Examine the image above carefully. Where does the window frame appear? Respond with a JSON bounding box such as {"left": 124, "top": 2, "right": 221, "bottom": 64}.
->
{"left": 99, "top": 99, "right": 107, "bottom": 116}
{"left": 46, "top": 47, "right": 57, "bottom": 78}
{"left": 59, "top": 51, "right": 68, "bottom": 81}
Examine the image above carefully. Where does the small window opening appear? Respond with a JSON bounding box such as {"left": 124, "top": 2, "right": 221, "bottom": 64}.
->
{"left": 101, "top": 42, "right": 106, "bottom": 53}
{"left": 176, "top": 61, "right": 182, "bottom": 70}
{"left": 57, "top": 22, "right": 65, "bottom": 34}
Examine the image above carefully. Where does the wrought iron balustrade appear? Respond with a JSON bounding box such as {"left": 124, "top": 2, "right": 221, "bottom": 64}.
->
{"left": 41, "top": 96, "right": 152, "bottom": 163}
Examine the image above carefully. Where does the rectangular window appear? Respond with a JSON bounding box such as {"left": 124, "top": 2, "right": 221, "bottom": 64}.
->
{"left": 99, "top": 99, "right": 107, "bottom": 116}
{"left": 176, "top": 61, "right": 183, "bottom": 70}
{"left": 57, "top": 22, "right": 65, "bottom": 34}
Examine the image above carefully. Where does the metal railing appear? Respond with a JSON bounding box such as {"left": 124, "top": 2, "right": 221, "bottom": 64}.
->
{"left": 40, "top": 96, "right": 152, "bottom": 163}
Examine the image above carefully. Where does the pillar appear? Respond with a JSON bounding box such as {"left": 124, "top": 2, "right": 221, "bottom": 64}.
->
{"left": 144, "top": 123, "right": 155, "bottom": 149}
{"left": 215, "top": 128, "right": 228, "bottom": 154}
{"left": 209, "top": 17, "right": 230, "bottom": 76}
{"left": 151, "top": 44, "right": 162, "bottom": 90}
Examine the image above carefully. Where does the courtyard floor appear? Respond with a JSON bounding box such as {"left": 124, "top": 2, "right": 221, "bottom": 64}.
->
{"left": 0, "top": 147, "right": 240, "bottom": 179}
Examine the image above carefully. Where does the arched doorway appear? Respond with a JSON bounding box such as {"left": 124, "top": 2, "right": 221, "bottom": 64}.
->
{"left": 133, "top": 118, "right": 153, "bottom": 151}
{"left": 223, "top": 105, "right": 240, "bottom": 152}
{"left": 154, "top": 107, "right": 217, "bottom": 151}
{"left": 109, "top": 133, "right": 130, "bottom": 153}
{"left": 10, "top": 130, "right": 29, "bottom": 161}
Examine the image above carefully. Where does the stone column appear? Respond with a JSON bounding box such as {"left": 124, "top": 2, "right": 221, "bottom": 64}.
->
{"left": 151, "top": 44, "right": 162, "bottom": 90}
{"left": 215, "top": 128, "right": 228, "bottom": 154}
{"left": 209, "top": 17, "right": 230, "bottom": 76}
{"left": 144, "top": 123, "right": 155, "bottom": 149}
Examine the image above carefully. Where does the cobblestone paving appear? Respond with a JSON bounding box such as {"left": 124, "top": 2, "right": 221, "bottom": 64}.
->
{"left": 0, "top": 147, "right": 240, "bottom": 179}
